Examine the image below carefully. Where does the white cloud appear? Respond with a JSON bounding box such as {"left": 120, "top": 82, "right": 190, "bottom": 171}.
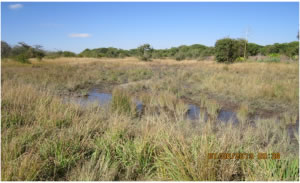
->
{"left": 9, "top": 4, "right": 23, "bottom": 10}
{"left": 68, "top": 33, "right": 91, "bottom": 38}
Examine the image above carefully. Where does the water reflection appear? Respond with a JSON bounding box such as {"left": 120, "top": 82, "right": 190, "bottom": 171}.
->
{"left": 67, "top": 89, "right": 297, "bottom": 129}
{"left": 217, "top": 110, "right": 239, "bottom": 124}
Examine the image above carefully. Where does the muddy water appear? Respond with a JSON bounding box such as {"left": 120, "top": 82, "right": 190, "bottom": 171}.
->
{"left": 70, "top": 89, "right": 242, "bottom": 124}
{"left": 69, "top": 89, "right": 144, "bottom": 113}
{"left": 68, "top": 89, "right": 300, "bottom": 126}
{"left": 186, "top": 104, "right": 239, "bottom": 123}
{"left": 66, "top": 89, "right": 112, "bottom": 107}
{"left": 67, "top": 89, "right": 298, "bottom": 141}
{"left": 81, "top": 89, "right": 112, "bottom": 106}
{"left": 187, "top": 104, "right": 209, "bottom": 121}
{"left": 217, "top": 110, "right": 239, "bottom": 124}
{"left": 187, "top": 104, "right": 201, "bottom": 120}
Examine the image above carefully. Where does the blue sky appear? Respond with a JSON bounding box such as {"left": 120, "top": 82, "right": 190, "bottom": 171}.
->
{"left": 1, "top": 2, "right": 299, "bottom": 53}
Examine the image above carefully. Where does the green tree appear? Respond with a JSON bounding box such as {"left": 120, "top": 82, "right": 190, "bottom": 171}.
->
{"left": 137, "top": 44, "right": 153, "bottom": 61}
{"left": 33, "top": 45, "right": 45, "bottom": 61}
{"left": 1, "top": 41, "right": 11, "bottom": 58}
{"left": 152, "top": 50, "right": 164, "bottom": 59}
{"left": 167, "top": 47, "right": 178, "bottom": 57}
{"left": 63, "top": 51, "right": 76, "bottom": 57}
{"left": 215, "top": 38, "right": 240, "bottom": 62}
{"left": 235, "top": 38, "right": 247, "bottom": 59}
{"left": 10, "top": 42, "right": 31, "bottom": 63}
{"left": 285, "top": 41, "right": 299, "bottom": 58}
{"left": 200, "top": 47, "right": 215, "bottom": 60}
{"left": 247, "top": 43, "right": 263, "bottom": 56}
{"left": 15, "top": 53, "right": 30, "bottom": 63}
{"left": 175, "top": 50, "right": 185, "bottom": 61}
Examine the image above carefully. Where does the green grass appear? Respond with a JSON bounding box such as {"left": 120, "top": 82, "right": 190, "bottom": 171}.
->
{"left": 111, "top": 88, "right": 137, "bottom": 116}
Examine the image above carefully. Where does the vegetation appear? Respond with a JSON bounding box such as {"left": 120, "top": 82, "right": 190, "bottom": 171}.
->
{"left": 214, "top": 38, "right": 250, "bottom": 62}
{"left": 1, "top": 41, "right": 76, "bottom": 61}
{"left": 1, "top": 35, "right": 299, "bottom": 181}
{"left": 150, "top": 44, "right": 215, "bottom": 61}
{"left": 1, "top": 41, "right": 11, "bottom": 58}
{"left": 45, "top": 51, "right": 77, "bottom": 59}
{"left": 75, "top": 40, "right": 297, "bottom": 62}
{"left": 137, "top": 44, "right": 153, "bottom": 61}
{"left": 78, "top": 47, "right": 127, "bottom": 58}
{"left": 260, "top": 42, "right": 299, "bottom": 58}
{"left": 1, "top": 41, "right": 46, "bottom": 62}
{"left": 215, "top": 38, "right": 240, "bottom": 62}
{"left": 1, "top": 57, "right": 299, "bottom": 180}
{"left": 14, "top": 53, "right": 30, "bottom": 63}
{"left": 2, "top": 38, "right": 298, "bottom": 63}
{"left": 111, "top": 88, "right": 137, "bottom": 116}
{"left": 247, "top": 43, "right": 263, "bottom": 56}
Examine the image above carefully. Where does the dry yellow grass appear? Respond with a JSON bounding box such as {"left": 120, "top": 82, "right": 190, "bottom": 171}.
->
{"left": 1, "top": 57, "right": 299, "bottom": 180}
{"left": 2, "top": 57, "right": 298, "bottom": 116}
{"left": 2, "top": 80, "right": 298, "bottom": 181}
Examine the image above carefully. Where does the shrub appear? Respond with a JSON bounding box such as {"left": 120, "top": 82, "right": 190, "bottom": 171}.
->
{"left": 291, "top": 55, "right": 299, "bottom": 61}
{"left": 1, "top": 41, "right": 11, "bottom": 58}
{"left": 137, "top": 44, "right": 153, "bottom": 61}
{"left": 63, "top": 51, "right": 77, "bottom": 57}
{"left": 199, "top": 47, "right": 215, "bottom": 60}
{"left": 35, "top": 51, "right": 45, "bottom": 61}
{"left": 152, "top": 50, "right": 164, "bottom": 59}
{"left": 235, "top": 57, "right": 245, "bottom": 62}
{"left": 268, "top": 53, "right": 280, "bottom": 58}
{"left": 247, "top": 43, "right": 263, "bottom": 56}
{"left": 266, "top": 53, "right": 281, "bottom": 62}
{"left": 175, "top": 51, "right": 185, "bottom": 61}
{"left": 118, "top": 52, "right": 126, "bottom": 58}
{"left": 45, "top": 53, "right": 60, "bottom": 59}
{"left": 267, "top": 57, "right": 280, "bottom": 62}
{"left": 15, "top": 53, "right": 30, "bottom": 63}
{"left": 215, "top": 38, "right": 240, "bottom": 62}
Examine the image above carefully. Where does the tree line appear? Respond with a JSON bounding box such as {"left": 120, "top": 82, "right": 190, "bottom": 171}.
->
{"left": 1, "top": 38, "right": 299, "bottom": 63}
{"left": 1, "top": 41, "right": 77, "bottom": 63}
{"left": 215, "top": 39, "right": 298, "bottom": 62}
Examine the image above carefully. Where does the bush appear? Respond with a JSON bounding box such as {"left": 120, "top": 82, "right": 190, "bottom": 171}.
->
{"left": 1, "top": 41, "right": 11, "bottom": 58}
{"left": 266, "top": 53, "right": 281, "bottom": 62}
{"left": 137, "top": 44, "right": 153, "bottom": 61}
{"left": 268, "top": 53, "right": 280, "bottom": 58}
{"left": 215, "top": 38, "right": 240, "bottom": 62}
{"left": 175, "top": 51, "right": 185, "bottom": 61}
{"left": 63, "top": 51, "right": 76, "bottom": 57}
{"left": 45, "top": 53, "right": 60, "bottom": 59}
{"left": 15, "top": 53, "right": 30, "bottom": 63}
{"left": 152, "top": 50, "right": 164, "bottom": 59}
{"left": 260, "top": 41, "right": 299, "bottom": 58}
{"left": 235, "top": 57, "right": 245, "bottom": 62}
{"left": 257, "top": 56, "right": 281, "bottom": 63}
{"left": 291, "top": 55, "right": 299, "bottom": 61}
{"left": 34, "top": 51, "right": 45, "bottom": 61}
{"left": 247, "top": 43, "right": 263, "bottom": 56}
{"left": 267, "top": 57, "right": 281, "bottom": 62}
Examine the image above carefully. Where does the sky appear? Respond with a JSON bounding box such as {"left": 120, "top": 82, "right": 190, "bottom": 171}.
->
{"left": 1, "top": 2, "right": 299, "bottom": 53}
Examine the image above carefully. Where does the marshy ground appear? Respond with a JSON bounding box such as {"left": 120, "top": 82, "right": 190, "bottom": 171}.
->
{"left": 1, "top": 57, "right": 299, "bottom": 180}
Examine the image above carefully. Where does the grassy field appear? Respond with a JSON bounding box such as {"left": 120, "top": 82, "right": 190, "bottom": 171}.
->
{"left": 1, "top": 57, "right": 299, "bottom": 180}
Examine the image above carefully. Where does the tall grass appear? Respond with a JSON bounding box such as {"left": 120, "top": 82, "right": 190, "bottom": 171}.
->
{"left": 111, "top": 88, "right": 137, "bottom": 116}
{"left": 1, "top": 58, "right": 299, "bottom": 181}
{"left": 2, "top": 80, "right": 299, "bottom": 181}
